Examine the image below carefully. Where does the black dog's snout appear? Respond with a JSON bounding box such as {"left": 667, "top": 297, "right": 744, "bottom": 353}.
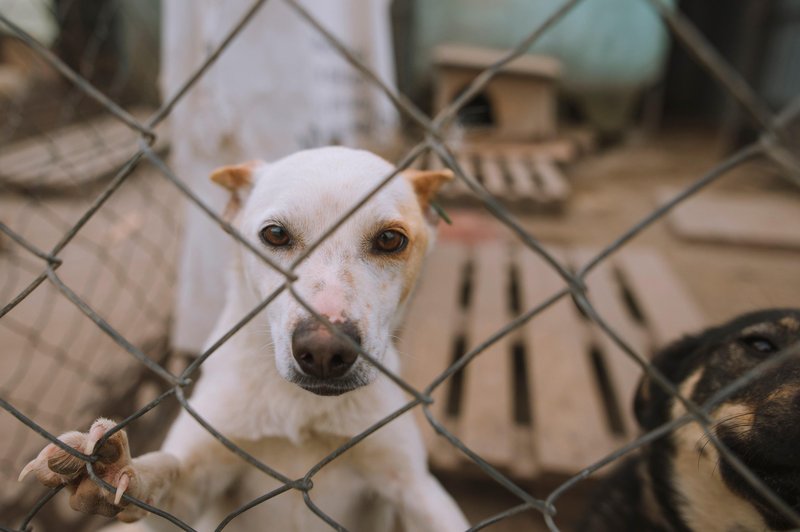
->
{"left": 291, "top": 319, "right": 361, "bottom": 379}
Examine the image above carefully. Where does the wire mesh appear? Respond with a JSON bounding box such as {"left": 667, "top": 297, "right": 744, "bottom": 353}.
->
{"left": 1, "top": 0, "right": 799, "bottom": 530}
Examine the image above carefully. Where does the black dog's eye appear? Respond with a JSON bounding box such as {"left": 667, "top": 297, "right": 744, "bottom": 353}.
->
{"left": 372, "top": 229, "right": 408, "bottom": 254}
{"left": 740, "top": 335, "right": 778, "bottom": 354}
{"left": 260, "top": 224, "right": 291, "bottom": 247}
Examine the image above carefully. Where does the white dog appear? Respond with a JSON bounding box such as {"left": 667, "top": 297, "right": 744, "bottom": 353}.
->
{"left": 19, "top": 147, "right": 469, "bottom": 531}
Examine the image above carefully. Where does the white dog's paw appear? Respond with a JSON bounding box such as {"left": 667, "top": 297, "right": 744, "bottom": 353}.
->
{"left": 19, "top": 418, "right": 144, "bottom": 520}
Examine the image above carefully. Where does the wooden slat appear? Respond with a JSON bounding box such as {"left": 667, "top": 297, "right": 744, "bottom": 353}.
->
{"left": 429, "top": 143, "right": 577, "bottom": 209}
{"left": 505, "top": 155, "right": 539, "bottom": 198}
{"left": 400, "top": 243, "right": 467, "bottom": 465}
{"left": 434, "top": 44, "right": 561, "bottom": 79}
{"left": 615, "top": 250, "right": 705, "bottom": 348}
{"left": 462, "top": 138, "right": 577, "bottom": 163}
{"left": 572, "top": 250, "right": 647, "bottom": 437}
{"left": 478, "top": 152, "right": 508, "bottom": 198}
{"left": 659, "top": 188, "right": 800, "bottom": 250}
{"left": 449, "top": 154, "right": 475, "bottom": 196}
{"left": 533, "top": 158, "right": 569, "bottom": 201}
{"left": 518, "top": 248, "right": 617, "bottom": 474}
{"left": 513, "top": 424, "right": 539, "bottom": 478}
{"left": 458, "top": 243, "right": 515, "bottom": 468}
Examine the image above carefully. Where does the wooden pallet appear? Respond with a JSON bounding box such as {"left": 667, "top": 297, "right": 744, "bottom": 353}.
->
{"left": 417, "top": 132, "right": 593, "bottom": 211}
{"left": 0, "top": 107, "right": 168, "bottom": 192}
{"left": 399, "top": 242, "right": 705, "bottom": 480}
{"left": 658, "top": 188, "right": 800, "bottom": 250}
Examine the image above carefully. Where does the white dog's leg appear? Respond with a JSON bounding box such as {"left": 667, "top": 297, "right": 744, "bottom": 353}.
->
{"left": 353, "top": 414, "right": 469, "bottom": 532}
{"left": 133, "top": 409, "right": 247, "bottom": 529}
{"left": 398, "top": 473, "right": 469, "bottom": 532}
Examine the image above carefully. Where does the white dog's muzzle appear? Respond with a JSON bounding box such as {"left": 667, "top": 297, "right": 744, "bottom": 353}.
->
{"left": 288, "top": 318, "right": 366, "bottom": 396}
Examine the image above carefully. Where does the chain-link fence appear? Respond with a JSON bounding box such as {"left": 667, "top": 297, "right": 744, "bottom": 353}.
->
{"left": 1, "top": 0, "right": 799, "bottom": 530}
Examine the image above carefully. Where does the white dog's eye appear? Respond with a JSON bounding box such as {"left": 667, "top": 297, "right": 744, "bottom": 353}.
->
{"left": 372, "top": 229, "right": 407, "bottom": 254}
{"left": 260, "top": 224, "right": 291, "bottom": 247}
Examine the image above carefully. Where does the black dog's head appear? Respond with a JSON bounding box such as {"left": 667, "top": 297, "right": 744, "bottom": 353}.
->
{"left": 634, "top": 308, "right": 800, "bottom": 531}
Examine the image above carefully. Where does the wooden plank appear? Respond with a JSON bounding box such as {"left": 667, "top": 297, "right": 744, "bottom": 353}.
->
{"left": 513, "top": 424, "right": 539, "bottom": 479}
{"left": 505, "top": 155, "right": 539, "bottom": 199}
{"left": 658, "top": 188, "right": 800, "bottom": 251}
{"left": 533, "top": 158, "right": 569, "bottom": 201}
{"left": 571, "top": 249, "right": 647, "bottom": 437}
{"left": 399, "top": 242, "right": 468, "bottom": 466}
{"left": 434, "top": 43, "right": 561, "bottom": 79}
{"left": 478, "top": 152, "right": 508, "bottom": 198}
{"left": 518, "top": 248, "right": 618, "bottom": 474}
{"left": 450, "top": 154, "right": 475, "bottom": 196}
{"left": 615, "top": 249, "right": 705, "bottom": 348}
{"left": 462, "top": 138, "right": 576, "bottom": 163}
{"left": 430, "top": 142, "right": 577, "bottom": 208}
{"left": 458, "top": 242, "right": 515, "bottom": 468}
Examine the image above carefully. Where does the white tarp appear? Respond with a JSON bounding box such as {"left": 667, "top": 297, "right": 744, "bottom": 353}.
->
{"left": 162, "top": 0, "right": 397, "bottom": 352}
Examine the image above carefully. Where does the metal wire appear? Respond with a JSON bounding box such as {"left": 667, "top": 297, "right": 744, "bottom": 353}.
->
{"left": 1, "top": 0, "right": 799, "bottom": 530}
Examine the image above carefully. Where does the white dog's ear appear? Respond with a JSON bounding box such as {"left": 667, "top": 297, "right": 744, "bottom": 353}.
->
{"left": 403, "top": 169, "right": 454, "bottom": 222}
{"left": 210, "top": 160, "right": 265, "bottom": 222}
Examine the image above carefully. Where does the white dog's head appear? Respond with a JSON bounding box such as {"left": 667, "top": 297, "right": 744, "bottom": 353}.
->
{"left": 211, "top": 147, "right": 451, "bottom": 396}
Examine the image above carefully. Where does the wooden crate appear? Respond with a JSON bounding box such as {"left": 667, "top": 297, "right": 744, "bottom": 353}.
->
{"left": 0, "top": 107, "right": 168, "bottom": 192}
{"left": 433, "top": 44, "right": 562, "bottom": 141}
{"left": 399, "top": 241, "right": 705, "bottom": 481}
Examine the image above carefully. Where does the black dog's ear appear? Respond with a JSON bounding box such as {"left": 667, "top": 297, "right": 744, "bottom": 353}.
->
{"left": 633, "top": 333, "right": 705, "bottom": 431}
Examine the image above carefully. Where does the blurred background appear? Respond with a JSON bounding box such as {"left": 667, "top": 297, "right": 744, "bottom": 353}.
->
{"left": 1, "top": 0, "right": 798, "bottom": 530}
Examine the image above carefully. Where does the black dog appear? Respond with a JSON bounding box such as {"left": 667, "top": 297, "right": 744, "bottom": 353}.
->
{"left": 580, "top": 309, "right": 800, "bottom": 532}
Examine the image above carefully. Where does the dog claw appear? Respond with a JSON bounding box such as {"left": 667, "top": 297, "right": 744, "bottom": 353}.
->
{"left": 18, "top": 459, "right": 36, "bottom": 482}
{"left": 114, "top": 472, "right": 129, "bottom": 505}
{"left": 20, "top": 421, "right": 146, "bottom": 518}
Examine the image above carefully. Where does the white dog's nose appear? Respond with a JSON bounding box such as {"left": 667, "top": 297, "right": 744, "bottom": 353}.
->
{"left": 291, "top": 319, "right": 361, "bottom": 379}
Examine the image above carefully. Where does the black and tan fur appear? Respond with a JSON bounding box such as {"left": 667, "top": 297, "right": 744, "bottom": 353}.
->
{"left": 581, "top": 309, "right": 800, "bottom": 532}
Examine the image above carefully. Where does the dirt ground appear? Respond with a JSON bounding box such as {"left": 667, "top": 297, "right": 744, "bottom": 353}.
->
{"left": 1, "top": 127, "right": 798, "bottom": 530}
